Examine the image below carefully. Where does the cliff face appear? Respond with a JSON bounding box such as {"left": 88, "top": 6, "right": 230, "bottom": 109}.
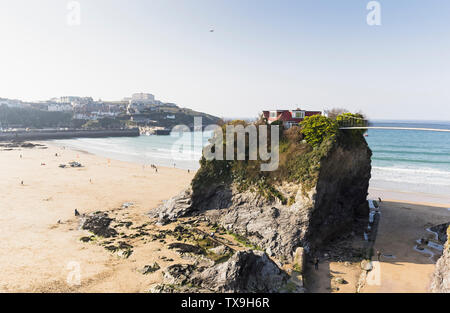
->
{"left": 431, "top": 227, "right": 450, "bottom": 293}
{"left": 151, "top": 130, "right": 372, "bottom": 261}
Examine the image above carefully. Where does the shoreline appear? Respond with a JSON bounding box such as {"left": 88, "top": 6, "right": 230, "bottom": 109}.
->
{"left": 368, "top": 187, "right": 450, "bottom": 208}
{"left": 47, "top": 139, "right": 450, "bottom": 208}
{"left": 0, "top": 128, "right": 140, "bottom": 142}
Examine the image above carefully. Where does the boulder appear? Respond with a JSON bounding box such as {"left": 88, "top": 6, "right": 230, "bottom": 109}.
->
{"left": 209, "top": 245, "right": 232, "bottom": 256}
{"left": 293, "top": 247, "right": 305, "bottom": 273}
{"left": 361, "top": 260, "right": 373, "bottom": 271}
{"left": 168, "top": 243, "right": 204, "bottom": 255}
{"left": 163, "top": 264, "right": 196, "bottom": 285}
{"left": 335, "top": 277, "right": 348, "bottom": 285}
{"left": 430, "top": 222, "right": 450, "bottom": 244}
{"left": 81, "top": 213, "right": 117, "bottom": 238}
{"left": 192, "top": 250, "right": 289, "bottom": 293}
{"left": 149, "top": 189, "right": 194, "bottom": 225}
{"left": 140, "top": 263, "right": 161, "bottom": 275}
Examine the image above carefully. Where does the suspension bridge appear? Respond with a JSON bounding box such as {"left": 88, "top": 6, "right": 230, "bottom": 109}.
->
{"left": 338, "top": 117, "right": 450, "bottom": 132}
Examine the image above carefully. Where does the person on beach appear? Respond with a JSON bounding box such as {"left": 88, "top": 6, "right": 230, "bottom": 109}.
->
{"left": 377, "top": 250, "right": 382, "bottom": 261}
{"left": 314, "top": 257, "right": 319, "bottom": 270}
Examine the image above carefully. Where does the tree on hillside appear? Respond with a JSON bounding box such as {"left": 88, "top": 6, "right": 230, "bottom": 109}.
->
{"left": 300, "top": 115, "right": 338, "bottom": 147}
{"left": 324, "top": 108, "right": 349, "bottom": 120}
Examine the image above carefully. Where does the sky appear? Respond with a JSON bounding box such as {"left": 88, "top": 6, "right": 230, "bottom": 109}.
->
{"left": 0, "top": 0, "right": 449, "bottom": 120}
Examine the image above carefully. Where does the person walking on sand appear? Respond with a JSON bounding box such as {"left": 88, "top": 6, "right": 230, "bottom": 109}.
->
{"left": 314, "top": 257, "right": 319, "bottom": 270}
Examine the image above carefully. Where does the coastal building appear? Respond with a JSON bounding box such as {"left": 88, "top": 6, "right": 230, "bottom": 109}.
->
{"left": 125, "top": 92, "right": 180, "bottom": 114}
{"left": 0, "top": 98, "right": 24, "bottom": 108}
{"left": 51, "top": 96, "right": 93, "bottom": 106}
{"left": 130, "top": 114, "right": 153, "bottom": 125}
{"left": 48, "top": 103, "right": 73, "bottom": 112}
{"left": 262, "top": 108, "right": 322, "bottom": 129}
{"left": 73, "top": 113, "right": 98, "bottom": 120}
{"left": 129, "top": 93, "right": 156, "bottom": 107}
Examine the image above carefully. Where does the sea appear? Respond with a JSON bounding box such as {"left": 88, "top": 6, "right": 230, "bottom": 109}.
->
{"left": 365, "top": 120, "right": 450, "bottom": 204}
{"left": 53, "top": 120, "right": 450, "bottom": 205}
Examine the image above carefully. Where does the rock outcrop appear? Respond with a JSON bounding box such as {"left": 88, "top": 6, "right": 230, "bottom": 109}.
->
{"left": 80, "top": 213, "right": 117, "bottom": 238}
{"left": 150, "top": 140, "right": 372, "bottom": 261}
{"left": 430, "top": 222, "right": 450, "bottom": 243}
{"left": 152, "top": 189, "right": 194, "bottom": 226}
{"left": 431, "top": 226, "right": 450, "bottom": 293}
{"left": 151, "top": 250, "right": 295, "bottom": 293}
{"left": 192, "top": 250, "right": 289, "bottom": 293}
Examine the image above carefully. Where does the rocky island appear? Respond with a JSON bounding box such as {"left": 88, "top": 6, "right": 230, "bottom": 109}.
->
{"left": 149, "top": 114, "right": 373, "bottom": 292}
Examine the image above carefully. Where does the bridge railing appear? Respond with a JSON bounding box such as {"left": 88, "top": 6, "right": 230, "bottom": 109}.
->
{"left": 338, "top": 117, "right": 369, "bottom": 128}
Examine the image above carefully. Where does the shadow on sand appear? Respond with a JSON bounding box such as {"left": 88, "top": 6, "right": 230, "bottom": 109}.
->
{"left": 303, "top": 201, "right": 450, "bottom": 293}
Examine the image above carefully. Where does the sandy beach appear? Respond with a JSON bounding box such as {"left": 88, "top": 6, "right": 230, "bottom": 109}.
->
{"left": 305, "top": 201, "right": 450, "bottom": 293}
{"left": 0, "top": 141, "right": 194, "bottom": 292}
{"left": 1, "top": 141, "right": 449, "bottom": 293}
{"left": 361, "top": 201, "right": 450, "bottom": 293}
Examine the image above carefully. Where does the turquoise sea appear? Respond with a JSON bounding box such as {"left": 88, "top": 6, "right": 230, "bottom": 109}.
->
{"left": 365, "top": 121, "right": 450, "bottom": 200}
{"left": 54, "top": 131, "right": 212, "bottom": 171}
{"left": 54, "top": 120, "right": 450, "bottom": 202}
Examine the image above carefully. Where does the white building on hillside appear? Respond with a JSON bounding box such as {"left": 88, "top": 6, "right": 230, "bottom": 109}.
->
{"left": 0, "top": 98, "right": 24, "bottom": 108}
{"left": 48, "top": 103, "right": 73, "bottom": 112}
{"left": 130, "top": 93, "right": 155, "bottom": 104}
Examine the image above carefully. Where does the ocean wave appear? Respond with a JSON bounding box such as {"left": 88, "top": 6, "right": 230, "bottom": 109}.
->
{"left": 371, "top": 166, "right": 450, "bottom": 186}
{"left": 372, "top": 157, "right": 450, "bottom": 165}
{"left": 371, "top": 149, "right": 450, "bottom": 156}
{"left": 372, "top": 166, "right": 450, "bottom": 176}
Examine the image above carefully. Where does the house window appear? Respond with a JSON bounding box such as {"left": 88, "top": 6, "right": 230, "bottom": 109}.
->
{"left": 293, "top": 111, "right": 305, "bottom": 118}
{"left": 270, "top": 111, "right": 277, "bottom": 118}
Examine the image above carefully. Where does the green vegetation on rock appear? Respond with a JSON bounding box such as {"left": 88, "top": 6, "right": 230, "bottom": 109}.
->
{"left": 300, "top": 115, "right": 338, "bottom": 147}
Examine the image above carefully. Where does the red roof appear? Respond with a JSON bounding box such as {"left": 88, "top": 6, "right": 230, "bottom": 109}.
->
{"left": 263, "top": 109, "right": 322, "bottom": 124}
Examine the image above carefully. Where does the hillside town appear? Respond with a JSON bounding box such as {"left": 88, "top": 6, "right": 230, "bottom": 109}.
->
{"left": 0, "top": 93, "right": 221, "bottom": 133}
{"left": 0, "top": 93, "right": 178, "bottom": 121}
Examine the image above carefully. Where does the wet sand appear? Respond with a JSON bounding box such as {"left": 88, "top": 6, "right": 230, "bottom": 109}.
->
{"left": 361, "top": 201, "right": 450, "bottom": 293}
{"left": 305, "top": 200, "right": 450, "bottom": 293}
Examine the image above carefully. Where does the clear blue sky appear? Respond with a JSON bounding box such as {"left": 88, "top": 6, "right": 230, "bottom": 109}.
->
{"left": 0, "top": 0, "right": 449, "bottom": 120}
